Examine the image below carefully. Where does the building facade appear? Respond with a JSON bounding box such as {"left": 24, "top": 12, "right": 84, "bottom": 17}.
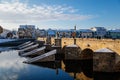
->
{"left": 106, "top": 29, "right": 120, "bottom": 39}
{"left": 79, "top": 29, "right": 93, "bottom": 38}
{"left": 47, "top": 29, "right": 56, "bottom": 37}
{"left": 57, "top": 30, "right": 72, "bottom": 38}
{"left": 91, "top": 27, "right": 107, "bottom": 39}
{"left": 18, "top": 25, "right": 36, "bottom": 38}
{"left": 39, "top": 29, "right": 46, "bottom": 37}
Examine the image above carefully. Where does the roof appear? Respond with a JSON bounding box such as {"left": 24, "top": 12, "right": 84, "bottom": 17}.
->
{"left": 94, "top": 48, "right": 114, "bottom": 53}
{"left": 91, "top": 27, "right": 106, "bottom": 31}
{"left": 48, "top": 30, "right": 55, "bottom": 35}
{"left": 57, "top": 29, "right": 71, "bottom": 32}
{"left": 92, "top": 27, "right": 105, "bottom": 30}
{"left": 79, "top": 29, "right": 92, "bottom": 32}
{"left": 108, "top": 29, "right": 120, "bottom": 33}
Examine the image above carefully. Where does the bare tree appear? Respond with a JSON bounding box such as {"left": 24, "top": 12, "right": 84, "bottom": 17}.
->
{"left": 0, "top": 26, "right": 3, "bottom": 34}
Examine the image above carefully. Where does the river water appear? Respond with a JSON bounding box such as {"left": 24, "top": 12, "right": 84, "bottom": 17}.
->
{"left": 1, "top": 47, "right": 119, "bottom": 80}
{"left": 0, "top": 48, "right": 73, "bottom": 80}
{"left": 0, "top": 47, "right": 94, "bottom": 80}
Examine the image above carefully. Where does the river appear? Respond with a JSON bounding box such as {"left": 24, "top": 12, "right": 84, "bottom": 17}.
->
{"left": 1, "top": 47, "right": 119, "bottom": 80}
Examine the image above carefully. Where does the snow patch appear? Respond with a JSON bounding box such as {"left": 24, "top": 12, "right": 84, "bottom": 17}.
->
{"left": 66, "top": 44, "right": 78, "bottom": 47}
{"left": 95, "top": 48, "right": 114, "bottom": 53}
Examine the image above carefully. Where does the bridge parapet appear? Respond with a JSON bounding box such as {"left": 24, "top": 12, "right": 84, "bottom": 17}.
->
{"left": 38, "top": 37, "right": 120, "bottom": 55}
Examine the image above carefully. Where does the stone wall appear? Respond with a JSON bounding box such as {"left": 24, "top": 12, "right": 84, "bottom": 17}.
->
{"left": 38, "top": 37, "right": 120, "bottom": 72}
{"left": 64, "top": 46, "right": 81, "bottom": 60}
{"left": 55, "top": 39, "right": 61, "bottom": 46}
{"left": 38, "top": 37, "right": 120, "bottom": 55}
{"left": 93, "top": 52, "right": 115, "bottom": 72}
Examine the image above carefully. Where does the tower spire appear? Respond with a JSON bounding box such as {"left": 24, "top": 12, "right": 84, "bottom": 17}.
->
{"left": 74, "top": 25, "right": 76, "bottom": 31}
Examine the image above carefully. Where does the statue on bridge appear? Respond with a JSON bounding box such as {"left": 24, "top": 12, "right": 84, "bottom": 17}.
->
{"left": 56, "top": 32, "right": 60, "bottom": 39}
{"left": 71, "top": 25, "right": 76, "bottom": 38}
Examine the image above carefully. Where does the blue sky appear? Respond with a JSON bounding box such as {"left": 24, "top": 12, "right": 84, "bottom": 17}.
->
{"left": 0, "top": 0, "right": 120, "bottom": 30}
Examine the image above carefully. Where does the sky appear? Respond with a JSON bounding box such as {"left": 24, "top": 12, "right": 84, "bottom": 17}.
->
{"left": 0, "top": 0, "right": 120, "bottom": 30}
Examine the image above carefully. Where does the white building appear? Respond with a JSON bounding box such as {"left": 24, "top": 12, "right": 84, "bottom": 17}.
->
{"left": 79, "top": 29, "right": 93, "bottom": 38}
{"left": 91, "top": 27, "right": 107, "bottom": 39}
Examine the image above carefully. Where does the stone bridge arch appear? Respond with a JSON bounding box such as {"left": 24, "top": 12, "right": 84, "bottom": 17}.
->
{"left": 80, "top": 48, "right": 93, "bottom": 60}
{"left": 80, "top": 48, "right": 93, "bottom": 78}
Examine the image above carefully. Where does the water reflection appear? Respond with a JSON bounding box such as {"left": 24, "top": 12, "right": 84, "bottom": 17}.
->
{"left": 0, "top": 48, "right": 120, "bottom": 80}
{"left": 0, "top": 50, "right": 27, "bottom": 80}
{"left": 0, "top": 48, "right": 73, "bottom": 80}
{"left": 62, "top": 60, "right": 93, "bottom": 80}
{"left": 32, "top": 60, "right": 93, "bottom": 80}
{"left": 32, "top": 59, "right": 120, "bottom": 80}
{"left": 33, "top": 61, "right": 61, "bottom": 69}
{"left": 94, "top": 73, "right": 120, "bottom": 80}
{"left": 63, "top": 60, "right": 81, "bottom": 79}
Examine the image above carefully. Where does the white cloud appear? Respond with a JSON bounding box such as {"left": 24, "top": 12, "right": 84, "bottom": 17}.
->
{"left": 0, "top": 0, "right": 95, "bottom": 24}
{"left": 0, "top": 50, "right": 28, "bottom": 80}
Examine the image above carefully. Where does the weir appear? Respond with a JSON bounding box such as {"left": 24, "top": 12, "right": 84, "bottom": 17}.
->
{"left": 18, "top": 41, "right": 31, "bottom": 48}
{"left": 21, "top": 46, "right": 46, "bottom": 57}
{"left": 19, "top": 42, "right": 34, "bottom": 49}
{"left": 19, "top": 44, "right": 39, "bottom": 53}
{"left": 24, "top": 49, "right": 57, "bottom": 63}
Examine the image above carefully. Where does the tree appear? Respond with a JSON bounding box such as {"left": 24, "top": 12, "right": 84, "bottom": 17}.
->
{"left": 6, "top": 32, "right": 13, "bottom": 38}
{"left": 0, "top": 26, "right": 3, "bottom": 34}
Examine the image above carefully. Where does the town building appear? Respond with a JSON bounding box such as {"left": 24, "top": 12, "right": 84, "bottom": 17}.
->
{"left": 91, "top": 27, "right": 107, "bottom": 39}
{"left": 18, "top": 25, "right": 36, "bottom": 38}
{"left": 106, "top": 29, "right": 120, "bottom": 39}
{"left": 79, "top": 29, "right": 93, "bottom": 38}
{"left": 36, "top": 29, "right": 46, "bottom": 37}
{"left": 57, "top": 30, "right": 72, "bottom": 38}
{"left": 47, "top": 29, "right": 56, "bottom": 37}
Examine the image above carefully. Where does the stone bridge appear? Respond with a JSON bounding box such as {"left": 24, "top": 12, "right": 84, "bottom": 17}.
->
{"left": 38, "top": 37, "right": 120, "bottom": 55}
{"left": 38, "top": 37, "right": 120, "bottom": 72}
